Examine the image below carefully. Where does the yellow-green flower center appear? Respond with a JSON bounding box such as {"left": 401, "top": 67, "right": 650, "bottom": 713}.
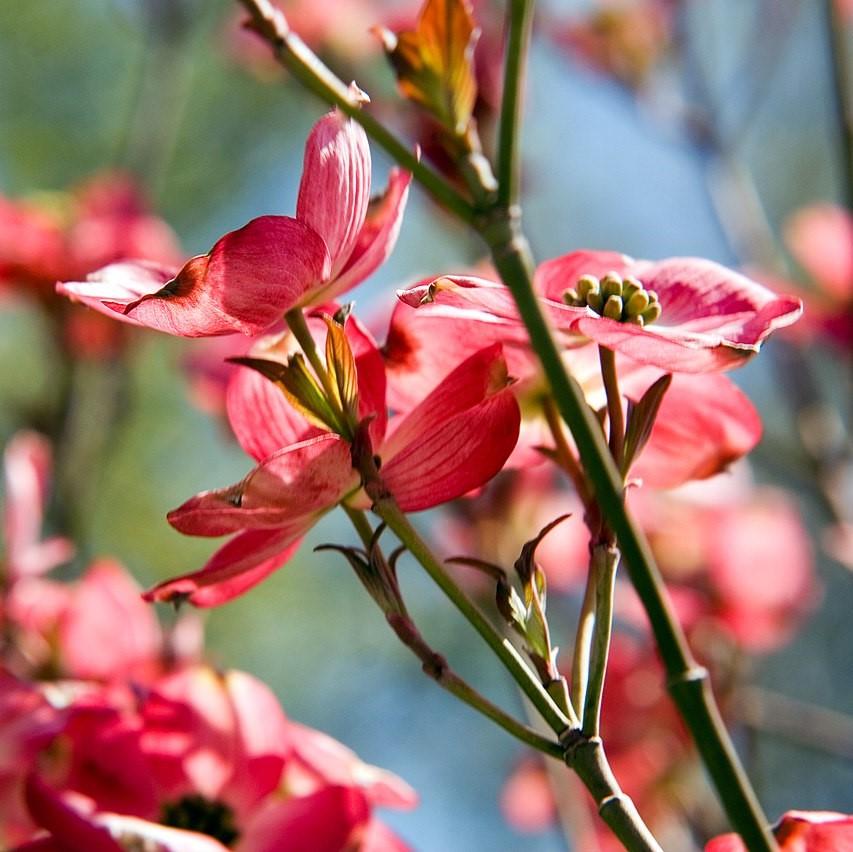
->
{"left": 563, "top": 272, "right": 662, "bottom": 326}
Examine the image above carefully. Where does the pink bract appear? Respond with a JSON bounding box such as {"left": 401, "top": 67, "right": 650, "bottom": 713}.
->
{"left": 18, "top": 665, "right": 414, "bottom": 852}
{"left": 706, "top": 810, "right": 853, "bottom": 851}
{"left": 58, "top": 112, "right": 410, "bottom": 338}
{"left": 2, "top": 432, "right": 74, "bottom": 582}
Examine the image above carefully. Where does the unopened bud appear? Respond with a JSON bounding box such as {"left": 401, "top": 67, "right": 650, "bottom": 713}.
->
{"left": 642, "top": 302, "right": 662, "bottom": 324}
{"left": 563, "top": 288, "right": 581, "bottom": 306}
{"left": 622, "top": 275, "right": 643, "bottom": 300}
{"left": 601, "top": 273, "right": 623, "bottom": 299}
{"left": 587, "top": 291, "right": 604, "bottom": 313}
{"left": 603, "top": 295, "right": 623, "bottom": 320}
{"left": 625, "top": 289, "right": 650, "bottom": 316}
{"left": 577, "top": 274, "right": 600, "bottom": 300}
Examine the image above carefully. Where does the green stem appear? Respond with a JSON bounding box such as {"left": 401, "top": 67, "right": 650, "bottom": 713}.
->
{"left": 364, "top": 498, "right": 659, "bottom": 851}
{"left": 570, "top": 563, "right": 596, "bottom": 720}
{"left": 341, "top": 505, "right": 565, "bottom": 758}
{"left": 598, "top": 346, "right": 624, "bottom": 469}
{"left": 582, "top": 545, "right": 618, "bottom": 738}
{"left": 370, "top": 496, "right": 577, "bottom": 734}
{"left": 496, "top": 0, "right": 535, "bottom": 207}
{"left": 541, "top": 395, "right": 592, "bottom": 511}
{"left": 479, "top": 217, "right": 776, "bottom": 851}
{"left": 236, "top": 0, "right": 477, "bottom": 224}
{"left": 566, "top": 737, "right": 664, "bottom": 852}
{"left": 825, "top": 0, "right": 853, "bottom": 209}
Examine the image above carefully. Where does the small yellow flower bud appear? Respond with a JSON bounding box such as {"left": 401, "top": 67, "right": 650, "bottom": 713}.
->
{"left": 625, "top": 290, "right": 650, "bottom": 316}
{"left": 577, "top": 274, "right": 600, "bottom": 300}
{"left": 642, "top": 302, "right": 662, "bottom": 324}
{"left": 563, "top": 288, "right": 581, "bottom": 306}
{"left": 601, "top": 273, "right": 623, "bottom": 299}
{"left": 603, "top": 294, "right": 624, "bottom": 320}
{"left": 587, "top": 291, "right": 604, "bottom": 313}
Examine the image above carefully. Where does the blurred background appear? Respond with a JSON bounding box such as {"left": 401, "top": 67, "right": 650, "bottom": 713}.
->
{"left": 1, "top": 0, "right": 851, "bottom": 849}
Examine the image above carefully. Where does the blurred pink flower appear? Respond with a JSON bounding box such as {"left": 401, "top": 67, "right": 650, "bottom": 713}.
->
{"left": 2, "top": 432, "right": 73, "bottom": 583}
{"left": 0, "top": 173, "right": 182, "bottom": 359}
{"left": 17, "top": 665, "right": 415, "bottom": 851}
{"left": 549, "top": 0, "right": 674, "bottom": 89}
{"left": 627, "top": 477, "right": 819, "bottom": 653}
{"left": 5, "top": 557, "right": 200, "bottom": 684}
{"left": 59, "top": 112, "right": 410, "bottom": 338}
{"left": 782, "top": 203, "right": 853, "bottom": 350}
{"left": 706, "top": 810, "right": 853, "bottom": 851}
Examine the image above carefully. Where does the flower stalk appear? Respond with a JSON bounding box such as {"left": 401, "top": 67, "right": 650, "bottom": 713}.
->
{"left": 581, "top": 544, "right": 618, "bottom": 738}
{"left": 356, "top": 457, "right": 662, "bottom": 852}
{"left": 496, "top": 0, "right": 536, "bottom": 208}
{"left": 340, "top": 505, "right": 566, "bottom": 759}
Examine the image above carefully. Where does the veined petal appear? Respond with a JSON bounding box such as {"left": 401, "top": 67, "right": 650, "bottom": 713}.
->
{"left": 315, "top": 167, "right": 412, "bottom": 304}
{"left": 143, "top": 528, "right": 303, "bottom": 607}
{"left": 381, "top": 343, "right": 509, "bottom": 460}
{"left": 238, "top": 786, "right": 371, "bottom": 852}
{"left": 385, "top": 282, "right": 540, "bottom": 412}
{"left": 126, "top": 217, "right": 329, "bottom": 337}
{"left": 572, "top": 257, "right": 802, "bottom": 371}
{"left": 297, "top": 112, "right": 371, "bottom": 279}
{"left": 380, "top": 345, "right": 520, "bottom": 511}
{"left": 627, "top": 372, "right": 762, "bottom": 488}
{"left": 396, "top": 274, "right": 523, "bottom": 323}
{"left": 56, "top": 260, "right": 177, "bottom": 327}
{"left": 382, "top": 390, "right": 520, "bottom": 511}
{"left": 167, "top": 434, "right": 355, "bottom": 537}
{"left": 65, "top": 218, "right": 330, "bottom": 338}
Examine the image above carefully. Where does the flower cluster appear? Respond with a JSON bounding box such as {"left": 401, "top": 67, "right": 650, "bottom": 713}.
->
{"left": 0, "top": 430, "right": 416, "bottom": 851}
{"left": 43, "top": 104, "right": 844, "bottom": 852}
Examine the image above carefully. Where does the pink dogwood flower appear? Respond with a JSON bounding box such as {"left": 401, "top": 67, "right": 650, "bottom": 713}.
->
{"left": 17, "top": 665, "right": 415, "bottom": 851}
{"left": 385, "top": 279, "right": 762, "bottom": 489}
{"left": 398, "top": 250, "right": 801, "bottom": 373}
{"left": 58, "top": 112, "right": 410, "bottom": 338}
{"left": 144, "top": 316, "right": 520, "bottom": 606}
{"left": 706, "top": 810, "right": 853, "bottom": 851}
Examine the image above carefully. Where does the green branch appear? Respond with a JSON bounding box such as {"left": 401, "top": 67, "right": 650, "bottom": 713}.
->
{"left": 342, "top": 506, "right": 565, "bottom": 759}
{"left": 236, "top": 0, "right": 477, "bottom": 224}
{"left": 496, "top": 0, "right": 535, "bottom": 207}
{"left": 479, "top": 217, "right": 777, "bottom": 852}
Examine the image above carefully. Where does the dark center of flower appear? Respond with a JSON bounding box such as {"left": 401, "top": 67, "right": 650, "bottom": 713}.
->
{"left": 160, "top": 794, "right": 240, "bottom": 847}
{"left": 563, "top": 272, "right": 662, "bottom": 327}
